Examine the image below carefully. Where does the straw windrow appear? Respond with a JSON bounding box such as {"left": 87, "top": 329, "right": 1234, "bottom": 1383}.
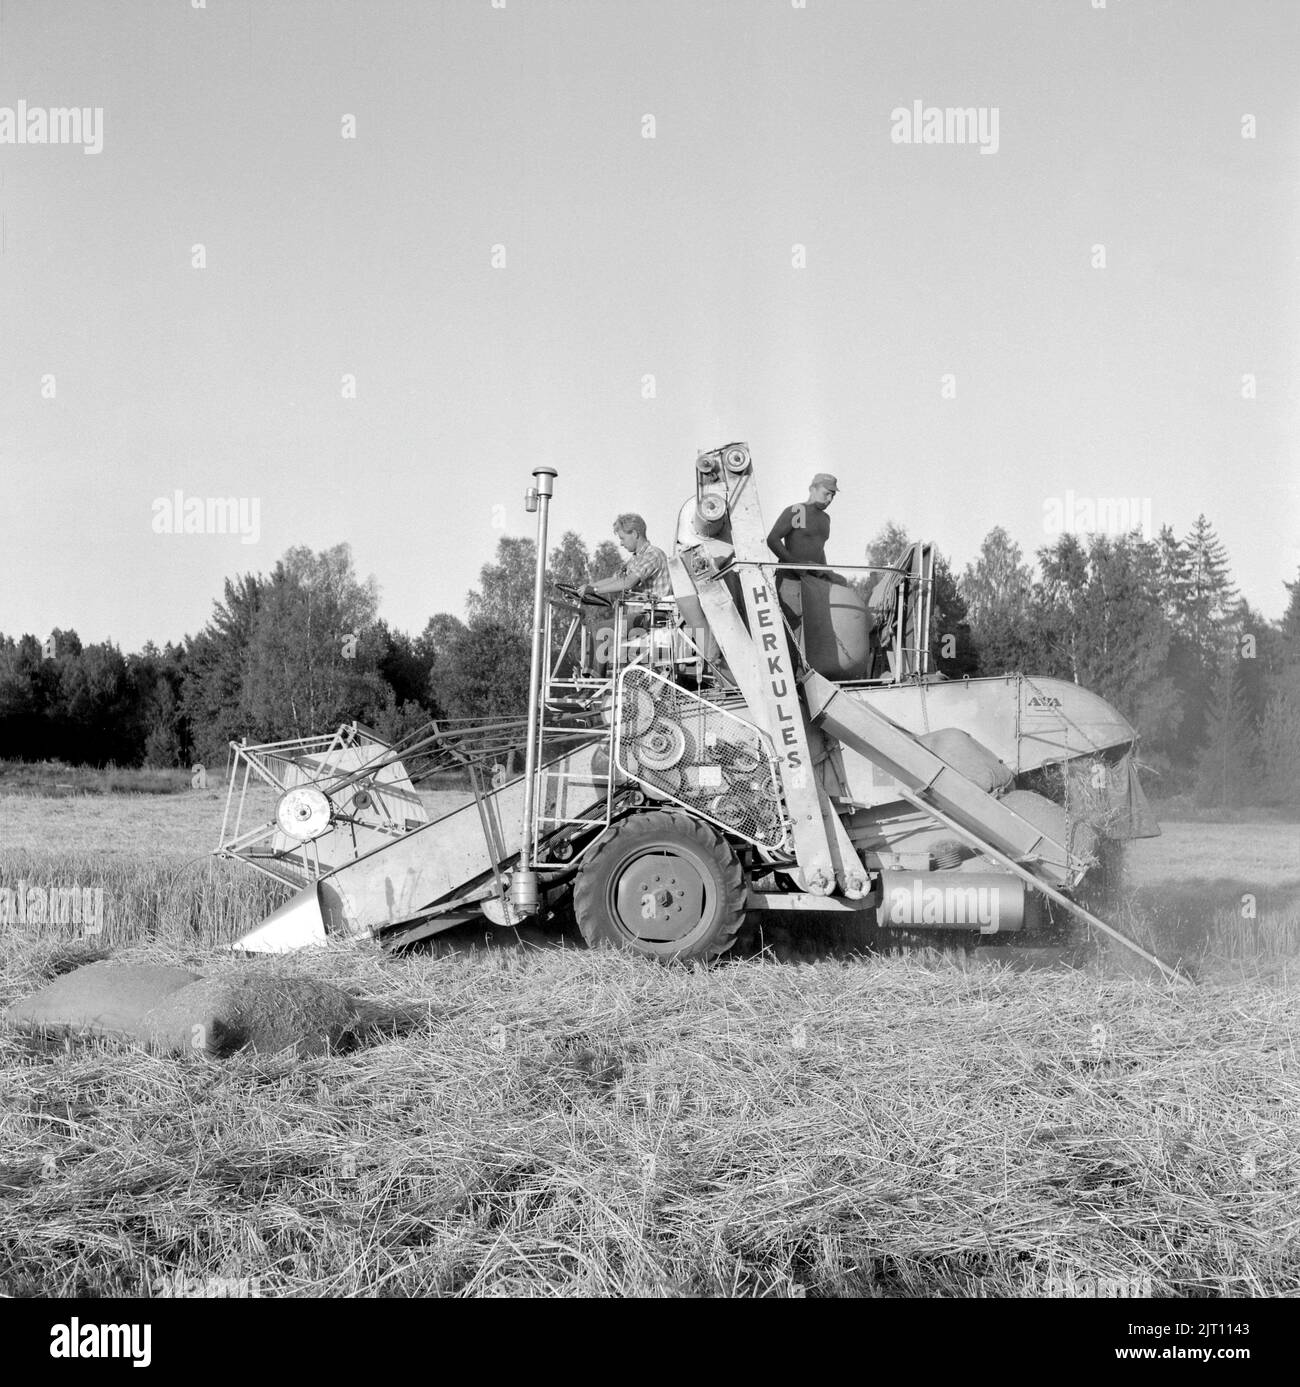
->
{"left": 1, "top": 935, "right": 1296, "bottom": 1297}
{"left": 1, "top": 792, "right": 1295, "bottom": 1297}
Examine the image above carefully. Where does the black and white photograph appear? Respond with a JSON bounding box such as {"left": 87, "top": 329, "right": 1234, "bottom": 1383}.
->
{"left": 0, "top": 0, "right": 1295, "bottom": 1339}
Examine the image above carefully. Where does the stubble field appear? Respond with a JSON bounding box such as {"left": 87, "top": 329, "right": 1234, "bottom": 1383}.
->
{"left": 0, "top": 777, "right": 1296, "bottom": 1297}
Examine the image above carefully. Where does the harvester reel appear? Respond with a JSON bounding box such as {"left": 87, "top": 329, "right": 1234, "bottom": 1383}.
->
{"left": 275, "top": 786, "right": 333, "bottom": 842}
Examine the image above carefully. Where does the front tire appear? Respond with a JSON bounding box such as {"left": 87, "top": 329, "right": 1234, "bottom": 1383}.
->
{"left": 573, "top": 810, "right": 746, "bottom": 962}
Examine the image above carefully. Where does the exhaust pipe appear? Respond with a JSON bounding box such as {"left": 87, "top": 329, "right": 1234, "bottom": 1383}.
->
{"left": 513, "top": 465, "right": 557, "bottom": 918}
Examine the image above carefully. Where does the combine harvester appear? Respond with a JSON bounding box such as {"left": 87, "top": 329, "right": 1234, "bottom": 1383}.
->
{"left": 218, "top": 444, "right": 1179, "bottom": 980}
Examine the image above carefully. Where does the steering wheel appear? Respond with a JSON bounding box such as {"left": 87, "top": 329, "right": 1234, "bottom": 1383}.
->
{"left": 554, "top": 580, "right": 613, "bottom": 610}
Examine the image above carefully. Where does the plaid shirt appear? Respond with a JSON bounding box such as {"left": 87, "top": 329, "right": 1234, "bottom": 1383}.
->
{"left": 622, "top": 542, "right": 673, "bottom": 599}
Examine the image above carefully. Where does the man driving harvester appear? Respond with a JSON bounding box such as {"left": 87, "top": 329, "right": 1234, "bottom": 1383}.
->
{"left": 766, "top": 472, "right": 839, "bottom": 632}
{"left": 578, "top": 513, "right": 672, "bottom": 677}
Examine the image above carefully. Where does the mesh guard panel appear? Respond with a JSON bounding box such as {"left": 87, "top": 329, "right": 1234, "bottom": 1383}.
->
{"left": 614, "top": 667, "right": 790, "bottom": 851}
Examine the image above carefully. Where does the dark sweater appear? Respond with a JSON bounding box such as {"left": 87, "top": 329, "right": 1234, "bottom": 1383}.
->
{"left": 767, "top": 502, "right": 830, "bottom": 566}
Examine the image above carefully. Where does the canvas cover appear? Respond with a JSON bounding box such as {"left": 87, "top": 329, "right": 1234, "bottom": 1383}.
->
{"left": 918, "top": 728, "right": 1014, "bottom": 795}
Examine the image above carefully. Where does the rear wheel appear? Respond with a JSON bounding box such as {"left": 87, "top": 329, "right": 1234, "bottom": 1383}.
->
{"left": 573, "top": 810, "right": 746, "bottom": 962}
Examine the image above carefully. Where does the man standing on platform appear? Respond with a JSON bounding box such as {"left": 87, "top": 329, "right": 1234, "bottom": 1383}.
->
{"left": 766, "top": 473, "right": 838, "bottom": 629}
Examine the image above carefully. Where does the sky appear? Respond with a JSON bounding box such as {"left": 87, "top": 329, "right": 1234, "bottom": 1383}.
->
{"left": 1, "top": 0, "right": 1297, "bottom": 654}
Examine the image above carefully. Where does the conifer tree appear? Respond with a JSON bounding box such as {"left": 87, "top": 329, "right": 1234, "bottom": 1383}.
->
{"left": 1193, "top": 661, "right": 1260, "bottom": 808}
{"left": 1156, "top": 524, "right": 1192, "bottom": 628}
{"left": 1182, "top": 515, "right": 1240, "bottom": 665}
{"left": 1258, "top": 686, "right": 1300, "bottom": 807}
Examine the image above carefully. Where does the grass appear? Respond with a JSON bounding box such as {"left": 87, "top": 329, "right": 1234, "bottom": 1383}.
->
{"left": 0, "top": 759, "right": 481, "bottom": 800}
{"left": 0, "top": 789, "right": 1297, "bottom": 1297}
{"left": 0, "top": 760, "right": 196, "bottom": 797}
{"left": 1149, "top": 794, "right": 1300, "bottom": 825}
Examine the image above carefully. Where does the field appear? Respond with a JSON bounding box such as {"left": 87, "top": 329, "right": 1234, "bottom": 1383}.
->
{"left": 1, "top": 778, "right": 1297, "bottom": 1297}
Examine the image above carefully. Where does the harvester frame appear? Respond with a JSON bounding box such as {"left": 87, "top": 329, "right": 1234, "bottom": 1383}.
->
{"left": 217, "top": 442, "right": 1181, "bottom": 982}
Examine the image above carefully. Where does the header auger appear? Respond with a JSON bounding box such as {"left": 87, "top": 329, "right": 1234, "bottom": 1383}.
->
{"left": 218, "top": 443, "right": 1185, "bottom": 982}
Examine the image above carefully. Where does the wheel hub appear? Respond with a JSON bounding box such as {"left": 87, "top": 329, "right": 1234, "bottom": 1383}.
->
{"left": 276, "top": 786, "right": 332, "bottom": 842}
{"left": 613, "top": 851, "right": 706, "bottom": 942}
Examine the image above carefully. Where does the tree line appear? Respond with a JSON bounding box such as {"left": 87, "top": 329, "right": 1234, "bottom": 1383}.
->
{"left": 1, "top": 519, "right": 1297, "bottom": 808}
